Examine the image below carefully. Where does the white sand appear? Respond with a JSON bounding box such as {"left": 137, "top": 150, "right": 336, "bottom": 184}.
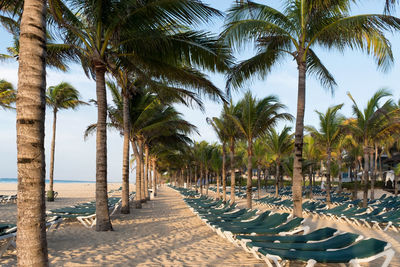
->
{"left": 1, "top": 184, "right": 265, "bottom": 266}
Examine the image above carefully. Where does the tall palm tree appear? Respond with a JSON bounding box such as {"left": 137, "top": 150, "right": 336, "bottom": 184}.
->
{"left": 46, "top": 82, "right": 87, "bottom": 201}
{"left": 207, "top": 117, "right": 228, "bottom": 202}
{"left": 0, "top": 79, "right": 16, "bottom": 109}
{"left": 14, "top": 0, "right": 48, "bottom": 264}
{"left": 50, "top": 0, "right": 229, "bottom": 231}
{"left": 221, "top": 0, "right": 399, "bottom": 217}
{"left": 346, "top": 89, "right": 400, "bottom": 207}
{"left": 228, "top": 91, "right": 291, "bottom": 208}
{"left": 306, "top": 104, "right": 344, "bottom": 205}
{"left": 264, "top": 126, "right": 294, "bottom": 197}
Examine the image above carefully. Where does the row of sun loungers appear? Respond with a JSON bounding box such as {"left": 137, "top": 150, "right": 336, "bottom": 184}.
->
{"left": 171, "top": 186, "right": 395, "bottom": 267}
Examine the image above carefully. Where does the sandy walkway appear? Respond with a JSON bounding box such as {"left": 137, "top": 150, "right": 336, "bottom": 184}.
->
{"left": 2, "top": 186, "right": 265, "bottom": 266}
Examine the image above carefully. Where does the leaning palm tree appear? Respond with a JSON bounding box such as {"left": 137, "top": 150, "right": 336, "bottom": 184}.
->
{"left": 46, "top": 82, "right": 87, "bottom": 201}
{"left": 9, "top": 0, "right": 48, "bottom": 264}
{"left": 49, "top": 0, "right": 230, "bottom": 230}
{"left": 0, "top": 79, "right": 16, "bottom": 109}
{"left": 221, "top": 0, "right": 399, "bottom": 216}
{"left": 346, "top": 89, "right": 400, "bottom": 207}
{"left": 264, "top": 126, "right": 294, "bottom": 197}
{"left": 228, "top": 91, "right": 292, "bottom": 208}
{"left": 305, "top": 104, "right": 344, "bottom": 206}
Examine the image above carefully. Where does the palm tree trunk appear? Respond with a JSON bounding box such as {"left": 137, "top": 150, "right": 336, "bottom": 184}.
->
{"left": 371, "top": 146, "right": 377, "bottom": 200}
{"left": 308, "top": 165, "right": 313, "bottom": 199}
{"left": 326, "top": 148, "right": 332, "bottom": 206}
{"left": 216, "top": 172, "right": 220, "bottom": 200}
{"left": 293, "top": 56, "right": 306, "bottom": 217}
{"left": 138, "top": 138, "right": 146, "bottom": 202}
{"left": 205, "top": 168, "right": 209, "bottom": 195}
{"left": 152, "top": 159, "right": 157, "bottom": 196}
{"left": 48, "top": 109, "right": 57, "bottom": 202}
{"left": 338, "top": 155, "right": 342, "bottom": 193}
{"left": 200, "top": 165, "right": 203, "bottom": 195}
{"left": 362, "top": 146, "right": 370, "bottom": 208}
{"left": 275, "top": 160, "right": 280, "bottom": 198}
{"left": 195, "top": 166, "right": 198, "bottom": 193}
{"left": 222, "top": 143, "right": 227, "bottom": 203}
{"left": 16, "top": 0, "right": 48, "bottom": 263}
{"left": 121, "top": 93, "right": 130, "bottom": 214}
{"left": 395, "top": 174, "right": 398, "bottom": 196}
{"left": 94, "top": 66, "right": 112, "bottom": 231}
{"left": 229, "top": 141, "right": 236, "bottom": 204}
{"left": 257, "top": 166, "right": 261, "bottom": 199}
{"left": 144, "top": 143, "right": 150, "bottom": 201}
{"left": 246, "top": 141, "right": 253, "bottom": 209}
{"left": 131, "top": 140, "right": 142, "bottom": 208}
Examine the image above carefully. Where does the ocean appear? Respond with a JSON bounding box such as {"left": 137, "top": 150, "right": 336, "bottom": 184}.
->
{"left": 0, "top": 178, "right": 95, "bottom": 183}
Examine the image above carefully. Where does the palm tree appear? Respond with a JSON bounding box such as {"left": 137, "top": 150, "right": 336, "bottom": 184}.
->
{"left": 207, "top": 117, "right": 228, "bottom": 202}
{"left": 221, "top": 101, "right": 241, "bottom": 204}
{"left": 0, "top": 79, "right": 16, "bottom": 109}
{"left": 210, "top": 144, "right": 223, "bottom": 199}
{"left": 221, "top": 0, "right": 399, "bottom": 217}
{"left": 46, "top": 82, "right": 86, "bottom": 201}
{"left": 14, "top": 0, "right": 48, "bottom": 264}
{"left": 50, "top": 0, "right": 229, "bottom": 231}
{"left": 253, "top": 138, "right": 267, "bottom": 199}
{"left": 346, "top": 89, "right": 400, "bottom": 207}
{"left": 306, "top": 104, "right": 344, "bottom": 205}
{"left": 228, "top": 91, "right": 291, "bottom": 208}
{"left": 264, "top": 126, "right": 293, "bottom": 197}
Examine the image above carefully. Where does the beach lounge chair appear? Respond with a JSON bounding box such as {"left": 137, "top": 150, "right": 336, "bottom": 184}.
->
{"left": 256, "top": 237, "right": 394, "bottom": 267}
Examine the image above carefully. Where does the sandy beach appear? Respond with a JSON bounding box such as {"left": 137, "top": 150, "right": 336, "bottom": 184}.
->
{"left": 1, "top": 184, "right": 264, "bottom": 266}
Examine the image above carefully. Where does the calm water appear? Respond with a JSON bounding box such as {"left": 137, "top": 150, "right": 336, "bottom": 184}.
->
{"left": 0, "top": 178, "right": 95, "bottom": 183}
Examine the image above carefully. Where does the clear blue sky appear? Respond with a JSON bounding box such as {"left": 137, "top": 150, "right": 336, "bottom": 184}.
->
{"left": 0, "top": 0, "right": 399, "bottom": 181}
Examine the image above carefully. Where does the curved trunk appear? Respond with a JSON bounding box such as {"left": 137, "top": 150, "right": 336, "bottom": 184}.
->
{"left": 246, "top": 140, "right": 253, "bottom": 209}
{"left": 131, "top": 140, "right": 142, "bottom": 208}
{"left": 326, "top": 147, "right": 332, "bottom": 206}
{"left": 229, "top": 140, "right": 236, "bottom": 204}
{"left": 144, "top": 143, "right": 150, "bottom": 200}
{"left": 16, "top": 0, "right": 48, "bottom": 263}
{"left": 48, "top": 109, "right": 57, "bottom": 201}
{"left": 293, "top": 56, "right": 306, "bottom": 217}
{"left": 275, "top": 159, "right": 280, "bottom": 198}
{"left": 121, "top": 93, "right": 130, "bottom": 214}
{"left": 94, "top": 66, "right": 112, "bottom": 231}
{"left": 222, "top": 144, "right": 227, "bottom": 202}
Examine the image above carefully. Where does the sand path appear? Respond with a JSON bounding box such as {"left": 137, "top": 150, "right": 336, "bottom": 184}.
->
{"left": 2, "top": 186, "right": 265, "bottom": 266}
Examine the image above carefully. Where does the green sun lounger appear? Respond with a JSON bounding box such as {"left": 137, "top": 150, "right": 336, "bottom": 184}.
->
{"left": 257, "top": 238, "right": 394, "bottom": 267}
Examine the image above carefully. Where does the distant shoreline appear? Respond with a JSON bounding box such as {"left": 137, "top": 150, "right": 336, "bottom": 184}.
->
{"left": 0, "top": 178, "right": 120, "bottom": 183}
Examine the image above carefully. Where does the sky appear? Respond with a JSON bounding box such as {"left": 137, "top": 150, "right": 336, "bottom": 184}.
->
{"left": 0, "top": 0, "right": 400, "bottom": 182}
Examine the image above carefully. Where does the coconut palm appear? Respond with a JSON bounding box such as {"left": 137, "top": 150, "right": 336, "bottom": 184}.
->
{"left": 207, "top": 117, "right": 228, "bottom": 202}
{"left": 264, "top": 126, "right": 293, "bottom": 197}
{"left": 346, "top": 89, "right": 400, "bottom": 207}
{"left": 305, "top": 104, "right": 344, "bottom": 205}
{"left": 46, "top": 82, "right": 87, "bottom": 201}
{"left": 228, "top": 91, "right": 291, "bottom": 208}
{"left": 13, "top": 0, "right": 48, "bottom": 264}
{"left": 0, "top": 79, "right": 16, "bottom": 110}
{"left": 221, "top": 0, "right": 400, "bottom": 217}
{"left": 50, "top": 0, "right": 230, "bottom": 231}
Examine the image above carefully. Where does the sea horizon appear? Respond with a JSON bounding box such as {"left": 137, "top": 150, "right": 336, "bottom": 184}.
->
{"left": 0, "top": 178, "right": 120, "bottom": 183}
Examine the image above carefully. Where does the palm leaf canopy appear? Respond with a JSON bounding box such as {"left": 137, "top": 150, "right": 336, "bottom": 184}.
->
{"left": 0, "top": 79, "right": 16, "bottom": 110}
{"left": 221, "top": 0, "right": 400, "bottom": 92}
{"left": 46, "top": 82, "right": 88, "bottom": 111}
